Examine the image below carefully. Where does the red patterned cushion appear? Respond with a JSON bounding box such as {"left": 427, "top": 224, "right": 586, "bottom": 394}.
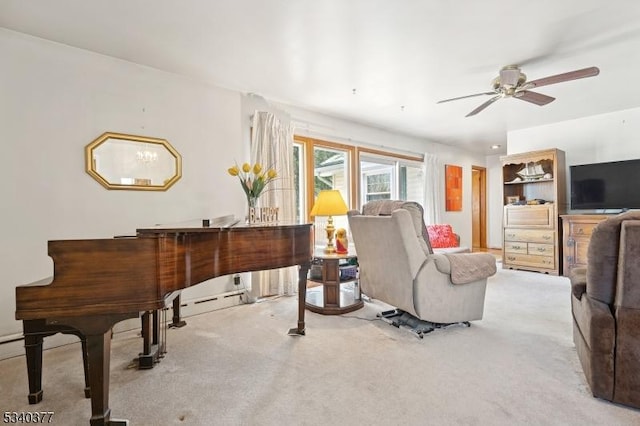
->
{"left": 427, "top": 224, "right": 458, "bottom": 248}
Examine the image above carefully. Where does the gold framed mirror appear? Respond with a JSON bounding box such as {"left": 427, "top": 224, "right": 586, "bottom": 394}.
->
{"left": 85, "top": 132, "right": 182, "bottom": 191}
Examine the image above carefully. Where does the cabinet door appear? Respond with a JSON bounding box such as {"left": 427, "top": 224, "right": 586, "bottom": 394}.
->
{"left": 504, "top": 205, "right": 554, "bottom": 228}
{"left": 573, "top": 237, "right": 591, "bottom": 266}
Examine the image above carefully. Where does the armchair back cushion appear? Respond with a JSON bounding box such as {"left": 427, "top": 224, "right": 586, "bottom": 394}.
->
{"left": 587, "top": 211, "right": 640, "bottom": 304}
{"left": 360, "top": 200, "right": 433, "bottom": 254}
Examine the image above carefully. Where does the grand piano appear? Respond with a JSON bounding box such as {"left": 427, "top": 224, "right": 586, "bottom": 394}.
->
{"left": 15, "top": 219, "right": 312, "bottom": 425}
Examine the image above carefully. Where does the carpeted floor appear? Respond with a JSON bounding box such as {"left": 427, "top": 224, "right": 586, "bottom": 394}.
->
{"left": 1, "top": 268, "right": 639, "bottom": 425}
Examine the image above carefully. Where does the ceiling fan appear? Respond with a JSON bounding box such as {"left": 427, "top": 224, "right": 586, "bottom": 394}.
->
{"left": 437, "top": 65, "right": 600, "bottom": 117}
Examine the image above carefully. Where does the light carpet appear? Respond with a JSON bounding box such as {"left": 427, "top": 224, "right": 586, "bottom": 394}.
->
{"left": 1, "top": 268, "right": 640, "bottom": 425}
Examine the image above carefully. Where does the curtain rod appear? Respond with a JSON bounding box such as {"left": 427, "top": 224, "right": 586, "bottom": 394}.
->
{"left": 248, "top": 110, "right": 425, "bottom": 160}
{"left": 291, "top": 120, "right": 424, "bottom": 160}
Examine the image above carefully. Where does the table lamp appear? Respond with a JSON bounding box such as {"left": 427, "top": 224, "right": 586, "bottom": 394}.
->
{"left": 310, "top": 190, "right": 349, "bottom": 254}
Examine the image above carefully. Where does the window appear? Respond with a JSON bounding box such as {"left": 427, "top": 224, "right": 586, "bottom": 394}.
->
{"left": 293, "top": 142, "right": 304, "bottom": 222}
{"left": 359, "top": 151, "right": 424, "bottom": 207}
{"left": 364, "top": 171, "right": 392, "bottom": 201}
{"left": 294, "top": 135, "right": 423, "bottom": 222}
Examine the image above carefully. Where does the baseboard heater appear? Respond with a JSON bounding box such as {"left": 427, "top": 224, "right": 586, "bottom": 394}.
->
{"left": 0, "top": 290, "right": 246, "bottom": 355}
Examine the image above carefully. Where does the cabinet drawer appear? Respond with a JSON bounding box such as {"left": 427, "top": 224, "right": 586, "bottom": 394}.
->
{"left": 504, "top": 253, "right": 555, "bottom": 269}
{"left": 504, "top": 205, "right": 554, "bottom": 228}
{"left": 569, "top": 222, "right": 599, "bottom": 237}
{"left": 527, "top": 243, "right": 554, "bottom": 257}
{"left": 504, "top": 229, "right": 555, "bottom": 244}
{"left": 504, "top": 241, "right": 527, "bottom": 253}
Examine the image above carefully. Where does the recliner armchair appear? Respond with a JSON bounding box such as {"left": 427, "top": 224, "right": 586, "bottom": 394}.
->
{"left": 570, "top": 211, "right": 640, "bottom": 408}
{"left": 348, "top": 200, "right": 496, "bottom": 336}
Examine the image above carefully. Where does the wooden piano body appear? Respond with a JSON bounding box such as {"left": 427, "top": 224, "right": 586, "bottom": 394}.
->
{"left": 15, "top": 221, "right": 312, "bottom": 426}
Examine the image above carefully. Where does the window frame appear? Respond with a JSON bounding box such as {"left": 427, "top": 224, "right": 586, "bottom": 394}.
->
{"left": 294, "top": 135, "right": 423, "bottom": 221}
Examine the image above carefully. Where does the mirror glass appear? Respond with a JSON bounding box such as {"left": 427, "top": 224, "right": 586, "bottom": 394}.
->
{"left": 85, "top": 132, "right": 182, "bottom": 191}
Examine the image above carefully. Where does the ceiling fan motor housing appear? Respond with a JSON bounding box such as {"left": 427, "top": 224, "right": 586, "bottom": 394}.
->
{"left": 493, "top": 66, "right": 527, "bottom": 95}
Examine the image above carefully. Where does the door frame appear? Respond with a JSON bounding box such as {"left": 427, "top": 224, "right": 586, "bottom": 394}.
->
{"left": 471, "top": 166, "right": 487, "bottom": 249}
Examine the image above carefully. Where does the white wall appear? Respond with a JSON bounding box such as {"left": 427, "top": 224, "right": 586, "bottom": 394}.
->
{"left": 485, "top": 107, "right": 640, "bottom": 247}
{"left": 508, "top": 107, "right": 640, "bottom": 210}
{"left": 486, "top": 154, "right": 503, "bottom": 248}
{"left": 0, "top": 29, "right": 250, "bottom": 345}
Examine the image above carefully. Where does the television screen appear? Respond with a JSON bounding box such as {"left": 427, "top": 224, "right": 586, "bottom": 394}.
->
{"left": 570, "top": 159, "right": 640, "bottom": 210}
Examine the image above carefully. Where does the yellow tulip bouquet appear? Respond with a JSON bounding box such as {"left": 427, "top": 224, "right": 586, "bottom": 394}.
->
{"left": 227, "top": 162, "right": 278, "bottom": 207}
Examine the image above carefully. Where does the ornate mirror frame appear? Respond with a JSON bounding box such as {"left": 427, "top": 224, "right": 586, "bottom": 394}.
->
{"left": 85, "top": 132, "right": 182, "bottom": 191}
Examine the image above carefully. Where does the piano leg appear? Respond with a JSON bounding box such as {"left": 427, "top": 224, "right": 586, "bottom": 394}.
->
{"left": 23, "top": 333, "right": 44, "bottom": 404}
{"left": 288, "top": 261, "right": 310, "bottom": 336}
{"left": 81, "top": 337, "right": 91, "bottom": 398}
{"left": 85, "top": 331, "right": 128, "bottom": 426}
{"left": 137, "top": 310, "right": 162, "bottom": 369}
{"left": 169, "top": 295, "right": 187, "bottom": 328}
{"left": 61, "top": 312, "right": 137, "bottom": 426}
{"left": 22, "top": 319, "right": 91, "bottom": 403}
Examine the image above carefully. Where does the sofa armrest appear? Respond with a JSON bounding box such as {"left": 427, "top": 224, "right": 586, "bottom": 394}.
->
{"left": 615, "top": 220, "right": 640, "bottom": 308}
{"left": 570, "top": 267, "right": 587, "bottom": 300}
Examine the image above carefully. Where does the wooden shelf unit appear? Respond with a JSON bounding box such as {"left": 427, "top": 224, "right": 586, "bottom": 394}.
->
{"left": 501, "top": 148, "right": 566, "bottom": 275}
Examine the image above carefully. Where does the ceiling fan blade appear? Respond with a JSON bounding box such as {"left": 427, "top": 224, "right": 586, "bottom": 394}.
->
{"left": 466, "top": 95, "right": 501, "bottom": 117}
{"left": 527, "top": 66, "right": 600, "bottom": 88}
{"left": 437, "top": 91, "right": 496, "bottom": 104}
{"left": 514, "top": 90, "right": 555, "bottom": 106}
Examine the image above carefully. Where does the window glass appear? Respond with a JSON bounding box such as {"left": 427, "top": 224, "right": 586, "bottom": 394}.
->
{"left": 401, "top": 162, "right": 424, "bottom": 204}
{"left": 313, "top": 146, "right": 350, "bottom": 247}
{"left": 360, "top": 153, "right": 424, "bottom": 207}
{"left": 293, "top": 143, "right": 304, "bottom": 222}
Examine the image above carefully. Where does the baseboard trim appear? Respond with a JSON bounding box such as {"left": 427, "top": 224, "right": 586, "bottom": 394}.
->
{"left": 0, "top": 289, "right": 246, "bottom": 361}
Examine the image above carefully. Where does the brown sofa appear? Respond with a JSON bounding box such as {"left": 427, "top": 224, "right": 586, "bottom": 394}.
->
{"left": 570, "top": 211, "right": 640, "bottom": 408}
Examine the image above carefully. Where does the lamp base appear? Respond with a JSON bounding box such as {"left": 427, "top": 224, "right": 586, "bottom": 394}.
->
{"left": 323, "top": 246, "right": 336, "bottom": 255}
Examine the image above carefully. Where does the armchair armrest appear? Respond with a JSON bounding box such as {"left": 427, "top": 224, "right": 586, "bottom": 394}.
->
{"left": 570, "top": 267, "right": 587, "bottom": 300}
{"left": 431, "top": 252, "right": 496, "bottom": 284}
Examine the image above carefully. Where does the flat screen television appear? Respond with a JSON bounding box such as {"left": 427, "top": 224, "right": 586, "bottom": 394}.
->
{"left": 570, "top": 158, "right": 640, "bottom": 210}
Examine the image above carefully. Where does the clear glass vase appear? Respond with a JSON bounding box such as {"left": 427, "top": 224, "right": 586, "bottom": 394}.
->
{"left": 246, "top": 195, "right": 258, "bottom": 224}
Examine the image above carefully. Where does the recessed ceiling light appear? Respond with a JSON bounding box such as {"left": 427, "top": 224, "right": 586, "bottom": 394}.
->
{"left": 491, "top": 144, "right": 501, "bottom": 150}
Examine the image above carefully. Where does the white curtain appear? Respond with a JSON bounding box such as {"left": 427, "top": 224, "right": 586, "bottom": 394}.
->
{"left": 249, "top": 111, "right": 298, "bottom": 298}
{"left": 422, "top": 152, "right": 443, "bottom": 224}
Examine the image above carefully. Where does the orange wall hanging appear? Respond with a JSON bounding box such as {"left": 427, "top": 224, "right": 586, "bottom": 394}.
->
{"left": 445, "top": 164, "right": 462, "bottom": 211}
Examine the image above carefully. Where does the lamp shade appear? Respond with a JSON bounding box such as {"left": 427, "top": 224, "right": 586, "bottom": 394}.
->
{"left": 310, "top": 190, "right": 348, "bottom": 217}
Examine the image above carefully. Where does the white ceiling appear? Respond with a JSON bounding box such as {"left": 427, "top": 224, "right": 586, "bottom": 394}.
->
{"left": 2, "top": 0, "right": 640, "bottom": 155}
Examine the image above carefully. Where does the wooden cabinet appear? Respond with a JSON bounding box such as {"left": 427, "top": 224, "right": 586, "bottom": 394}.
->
{"left": 501, "top": 149, "right": 566, "bottom": 275}
{"left": 560, "top": 214, "right": 610, "bottom": 276}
